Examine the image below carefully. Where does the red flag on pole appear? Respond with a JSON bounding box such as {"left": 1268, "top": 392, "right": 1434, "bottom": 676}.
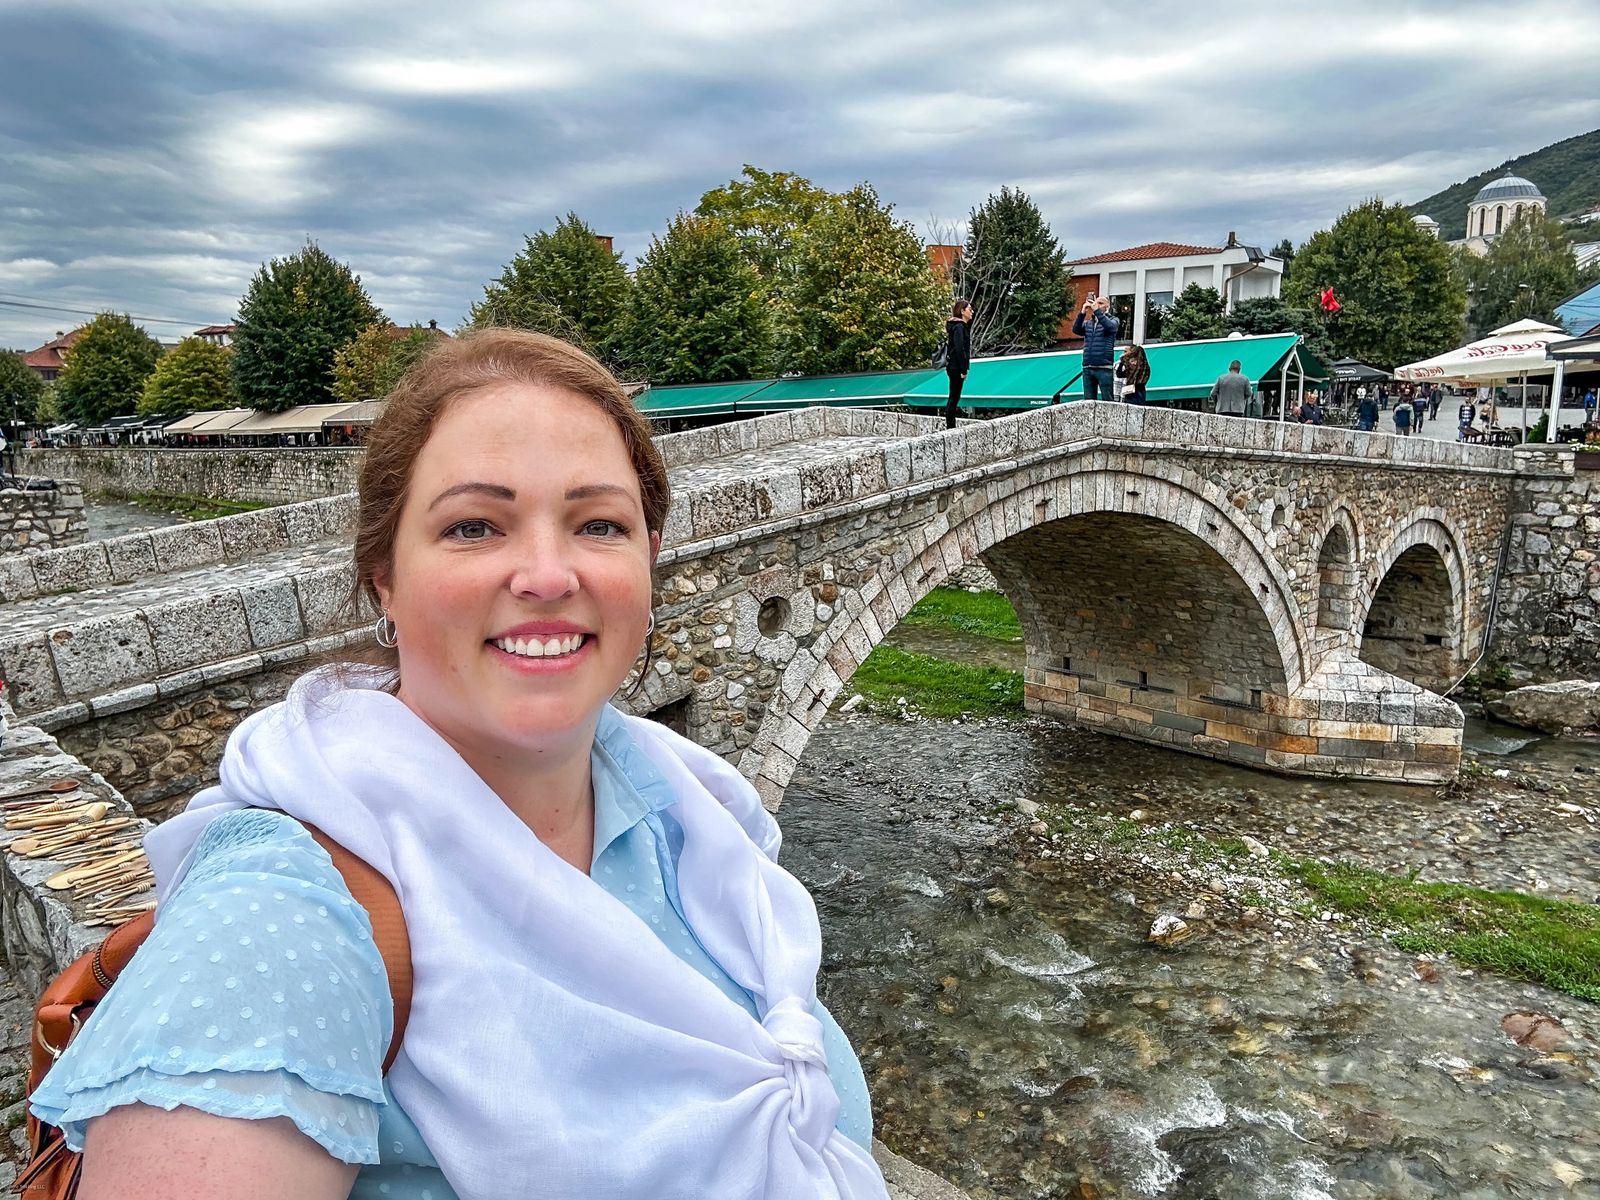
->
{"left": 1319, "top": 287, "right": 1341, "bottom": 314}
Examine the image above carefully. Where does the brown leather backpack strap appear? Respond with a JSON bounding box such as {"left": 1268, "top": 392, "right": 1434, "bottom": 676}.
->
{"left": 301, "top": 824, "right": 413, "bottom": 1073}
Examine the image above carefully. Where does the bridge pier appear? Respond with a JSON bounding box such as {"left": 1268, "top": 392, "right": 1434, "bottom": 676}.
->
{"left": 1025, "top": 648, "right": 1461, "bottom": 783}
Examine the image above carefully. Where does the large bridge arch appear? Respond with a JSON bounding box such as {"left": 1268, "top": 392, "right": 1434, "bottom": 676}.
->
{"left": 743, "top": 465, "right": 1315, "bottom": 808}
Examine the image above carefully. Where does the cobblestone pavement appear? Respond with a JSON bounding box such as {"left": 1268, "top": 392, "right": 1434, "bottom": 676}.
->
{"left": 669, "top": 433, "right": 909, "bottom": 491}
{"left": 5, "top": 538, "right": 354, "bottom": 637}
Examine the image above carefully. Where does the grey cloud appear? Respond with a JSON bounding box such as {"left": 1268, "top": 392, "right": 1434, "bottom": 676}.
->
{"left": 2, "top": 0, "right": 1597, "bottom": 346}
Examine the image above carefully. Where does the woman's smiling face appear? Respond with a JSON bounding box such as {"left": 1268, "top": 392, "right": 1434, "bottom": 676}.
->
{"left": 375, "top": 380, "right": 657, "bottom": 766}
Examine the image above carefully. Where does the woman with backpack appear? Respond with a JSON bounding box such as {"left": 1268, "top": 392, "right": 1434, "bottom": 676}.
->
{"left": 29, "top": 330, "right": 888, "bottom": 1200}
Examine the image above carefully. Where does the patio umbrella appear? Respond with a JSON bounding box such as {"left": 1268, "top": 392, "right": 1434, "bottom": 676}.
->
{"left": 1394, "top": 320, "right": 1571, "bottom": 432}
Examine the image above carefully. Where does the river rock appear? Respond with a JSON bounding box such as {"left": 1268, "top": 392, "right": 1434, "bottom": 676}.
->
{"left": 1501, "top": 1011, "right": 1575, "bottom": 1053}
{"left": 1015, "top": 797, "right": 1040, "bottom": 818}
{"left": 1488, "top": 680, "right": 1600, "bottom": 734}
{"left": 1147, "top": 913, "right": 1191, "bottom": 945}
{"left": 1241, "top": 835, "right": 1270, "bottom": 859}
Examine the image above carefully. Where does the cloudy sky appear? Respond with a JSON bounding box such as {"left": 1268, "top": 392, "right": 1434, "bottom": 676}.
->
{"left": 3, "top": 0, "right": 1597, "bottom": 349}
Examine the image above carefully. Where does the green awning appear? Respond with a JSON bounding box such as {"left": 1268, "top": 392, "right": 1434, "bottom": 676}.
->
{"left": 740, "top": 369, "right": 938, "bottom": 409}
{"left": 903, "top": 351, "right": 1083, "bottom": 409}
{"left": 637, "top": 378, "right": 779, "bottom": 417}
{"left": 1137, "top": 333, "right": 1309, "bottom": 402}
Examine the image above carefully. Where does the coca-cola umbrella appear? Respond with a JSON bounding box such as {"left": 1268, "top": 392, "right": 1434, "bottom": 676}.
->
{"left": 1394, "top": 320, "right": 1573, "bottom": 433}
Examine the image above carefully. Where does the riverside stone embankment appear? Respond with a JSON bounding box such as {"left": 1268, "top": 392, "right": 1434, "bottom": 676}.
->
{"left": 0, "top": 480, "right": 86, "bottom": 554}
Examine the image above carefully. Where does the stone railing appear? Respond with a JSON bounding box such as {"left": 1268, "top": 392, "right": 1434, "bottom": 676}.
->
{"left": 0, "top": 563, "right": 373, "bottom": 724}
{"left": 0, "top": 480, "right": 87, "bottom": 555}
{"left": 656, "top": 401, "right": 1517, "bottom": 555}
{"left": 0, "top": 492, "right": 357, "bottom": 604}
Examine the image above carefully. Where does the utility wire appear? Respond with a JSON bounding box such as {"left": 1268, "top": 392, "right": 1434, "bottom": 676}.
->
{"left": 0, "top": 296, "right": 215, "bottom": 327}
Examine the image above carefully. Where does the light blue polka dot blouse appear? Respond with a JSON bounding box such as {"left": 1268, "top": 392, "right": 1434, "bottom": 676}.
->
{"left": 31, "top": 712, "right": 873, "bottom": 1197}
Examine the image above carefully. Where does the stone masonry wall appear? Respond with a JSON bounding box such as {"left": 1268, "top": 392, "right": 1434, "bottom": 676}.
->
{"left": 16, "top": 446, "right": 363, "bottom": 504}
{"left": 0, "top": 481, "right": 86, "bottom": 554}
{"left": 1491, "top": 450, "right": 1600, "bottom": 680}
{"left": 54, "top": 662, "right": 337, "bottom": 823}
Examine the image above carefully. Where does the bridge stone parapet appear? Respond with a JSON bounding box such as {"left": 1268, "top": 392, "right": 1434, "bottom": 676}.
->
{"left": 0, "top": 492, "right": 357, "bottom": 604}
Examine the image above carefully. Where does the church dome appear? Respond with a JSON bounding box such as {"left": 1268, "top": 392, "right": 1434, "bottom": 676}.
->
{"left": 1413, "top": 213, "right": 1438, "bottom": 225}
{"left": 1473, "top": 174, "right": 1544, "bottom": 203}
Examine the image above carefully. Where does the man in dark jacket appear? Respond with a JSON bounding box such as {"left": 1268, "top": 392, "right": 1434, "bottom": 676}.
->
{"left": 1072, "top": 295, "right": 1120, "bottom": 401}
{"left": 944, "top": 299, "right": 972, "bottom": 429}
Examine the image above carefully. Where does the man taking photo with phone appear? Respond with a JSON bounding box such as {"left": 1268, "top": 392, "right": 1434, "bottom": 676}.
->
{"left": 1072, "top": 293, "right": 1120, "bottom": 402}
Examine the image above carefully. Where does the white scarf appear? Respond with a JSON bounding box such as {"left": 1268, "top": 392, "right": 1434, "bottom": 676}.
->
{"left": 143, "top": 666, "right": 887, "bottom": 1200}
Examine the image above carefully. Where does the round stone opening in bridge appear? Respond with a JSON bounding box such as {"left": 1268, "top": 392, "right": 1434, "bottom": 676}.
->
{"left": 1315, "top": 523, "right": 1357, "bottom": 633}
{"left": 757, "top": 595, "right": 792, "bottom": 637}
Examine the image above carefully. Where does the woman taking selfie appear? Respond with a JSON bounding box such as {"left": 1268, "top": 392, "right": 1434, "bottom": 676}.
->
{"left": 32, "top": 329, "right": 886, "bottom": 1200}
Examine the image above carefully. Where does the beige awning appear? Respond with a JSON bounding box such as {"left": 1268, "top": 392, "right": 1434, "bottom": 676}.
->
{"left": 224, "top": 404, "right": 361, "bottom": 436}
{"left": 176, "top": 408, "right": 257, "bottom": 434}
{"left": 323, "top": 399, "right": 387, "bottom": 426}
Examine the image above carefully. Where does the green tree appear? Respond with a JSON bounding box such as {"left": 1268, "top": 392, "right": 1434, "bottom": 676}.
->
{"left": 1226, "top": 296, "right": 1336, "bottom": 366}
{"left": 696, "top": 166, "right": 839, "bottom": 285}
{"left": 139, "top": 337, "right": 235, "bottom": 417}
{"left": 55, "top": 312, "right": 163, "bottom": 425}
{"left": 1284, "top": 199, "right": 1464, "bottom": 369}
{"left": 1457, "top": 212, "right": 1581, "bottom": 337}
{"left": 330, "top": 324, "right": 439, "bottom": 403}
{"left": 783, "top": 184, "right": 947, "bottom": 375}
{"left": 1271, "top": 238, "right": 1296, "bottom": 286}
{"left": 0, "top": 351, "right": 45, "bottom": 428}
{"left": 469, "top": 214, "right": 629, "bottom": 358}
{"left": 955, "top": 187, "right": 1071, "bottom": 354}
{"left": 1157, "top": 283, "right": 1228, "bottom": 342}
{"left": 233, "top": 242, "right": 383, "bottom": 412}
{"left": 621, "top": 214, "right": 771, "bottom": 384}
{"left": 34, "top": 385, "right": 61, "bottom": 428}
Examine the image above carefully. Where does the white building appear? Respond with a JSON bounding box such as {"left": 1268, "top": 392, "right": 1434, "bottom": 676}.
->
{"left": 1424, "top": 174, "right": 1549, "bottom": 256}
{"left": 1063, "top": 235, "right": 1284, "bottom": 345}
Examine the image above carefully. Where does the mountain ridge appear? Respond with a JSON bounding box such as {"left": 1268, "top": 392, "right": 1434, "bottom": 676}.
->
{"left": 1408, "top": 127, "right": 1600, "bottom": 240}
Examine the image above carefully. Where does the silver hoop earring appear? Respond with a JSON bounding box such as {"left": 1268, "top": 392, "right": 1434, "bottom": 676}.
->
{"left": 375, "top": 612, "right": 398, "bottom": 648}
{"left": 645, "top": 612, "right": 656, "bottom": 639}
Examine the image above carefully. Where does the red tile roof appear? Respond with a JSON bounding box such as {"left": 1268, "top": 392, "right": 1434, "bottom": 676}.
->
{"left": 192, "top": 324, "right": 235, "bottom": 336}
{"left": 1067, "top": 242, "right": 1223, "bottom": 266}
{"left": 22, "top": 327, "right": 85, "bottom": 369}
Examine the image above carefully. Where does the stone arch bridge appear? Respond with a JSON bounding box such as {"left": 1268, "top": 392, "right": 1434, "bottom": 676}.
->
{"left": 2, "top": 403, "right": 1521, "bottom": 815}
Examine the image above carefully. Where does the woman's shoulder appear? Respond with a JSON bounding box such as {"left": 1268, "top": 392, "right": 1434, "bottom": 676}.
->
{"left": 177, "top": 807, "right": 336, "bottom": 891}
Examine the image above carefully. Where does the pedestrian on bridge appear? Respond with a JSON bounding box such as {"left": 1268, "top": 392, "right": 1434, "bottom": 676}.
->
{"left": 29, "top": 328, "right": 888, "bottom": 1200}
{"left": 1394, "top": 399, "right": 1413, "bottom": 436}
{"left": 1115, "top": 342, "right": 1150, "bottom": 404}
{"left": 1072, "top": 293, "right": 1120, "bottom": 401}
{"left": 1457, "top": 397, "right": 1477, "bottom": 441}
{"left": 1208, "top": 360, "right": 1252, "bottom": 416}
{"left": 1410, "top": 390, "right": 1427, "bottom": 432}
{"left": 943, "top": 298, "right": 972, "bottom": 429}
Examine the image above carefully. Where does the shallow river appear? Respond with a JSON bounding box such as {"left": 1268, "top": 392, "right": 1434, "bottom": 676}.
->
{"left": 780, "top": 634, "right": 1600, "bottom": 1198}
